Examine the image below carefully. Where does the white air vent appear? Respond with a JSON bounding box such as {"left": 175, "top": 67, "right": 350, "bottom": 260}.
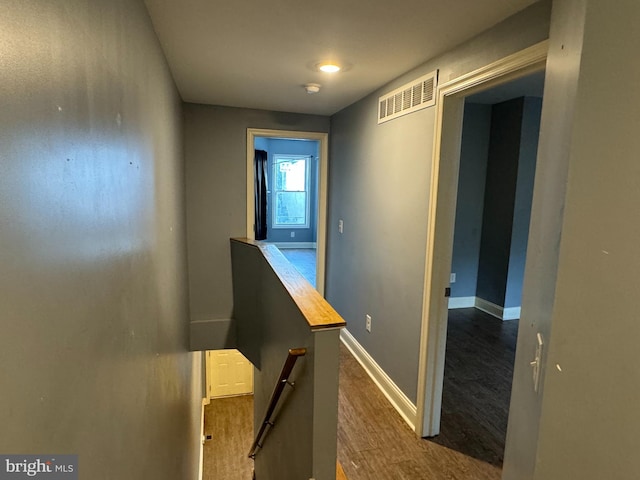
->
{"left": 378, "top": 70, "right": 438, "bottom": 124}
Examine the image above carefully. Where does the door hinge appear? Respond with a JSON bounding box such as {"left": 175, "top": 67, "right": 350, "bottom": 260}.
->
{"left": 445, "top": 287, "right": 451, "bottom": 297}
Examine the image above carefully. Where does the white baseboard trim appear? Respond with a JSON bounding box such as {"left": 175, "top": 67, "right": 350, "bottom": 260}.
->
{"left": 270, "top": 242, "right": 317, "bottom": 249}
{"left": 474, "top": 297, "right": 503, "bottom": 319}
{"left": 474, "top": 297, "right": 520, "bottom": 321}
{"left": 198, "top": 398, "right": 207, "bottom": 480}
{"left": 340, "top": 328, "right": 417, "bottom": 431}
{"left": 448, "top": 296, "right": 476, "bottom": 309}
{"left": 502, "top": 306, "right": 521, "bottom": 321}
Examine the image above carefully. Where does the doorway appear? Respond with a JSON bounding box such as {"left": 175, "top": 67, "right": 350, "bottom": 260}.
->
{"left": 432, "top": 76, "right": 544, "bottom": 466}
{"left": 415, "top": 41, "right": 548, "bottom": 439}
{"left": 257, "top": 140, "right": 319, "bottom": 287}
{"left": 246, "top": 129, "right": 329, "bottom": 294}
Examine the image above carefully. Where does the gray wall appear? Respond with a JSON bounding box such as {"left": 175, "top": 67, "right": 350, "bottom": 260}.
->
{"left": 530, "top": 0, "right": 640, "bottom": 478}
{"left": 505, "top": 97, "right": 542, "bottom": 308}
{"left": 477, "top": 98, "right": 526, "bottom": 306}
{"left": 452, "top": 97, "right": 541, "bottom": 308}
{"left": 262, "top": 138, "right": 320, "bottom": 244}
{"left": 0, "top": 1, "right": 202, "bottom": 479}
{"left": 326, "top": 1, "right": 551, "bottom": 403}
{"left": 184, "top": 104, "right": 329, "bottom": 322}
{"left": 476, "top": 97, "right": 541, "bottom": 309}
{"left": 230, "top": 241, "right": 341, "bottom": 480}
{"left": 450, "top": 103, "right": 492, "bottom": 298}
{"left": 503, "top": 0, "right": 587, "bottom": 477}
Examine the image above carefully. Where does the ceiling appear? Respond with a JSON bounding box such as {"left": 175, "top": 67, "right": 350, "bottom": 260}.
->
{"left": 144, "top": 0, "right": 539, "bottom": 116}
{"left": 466, "top": 70, "right": 546, "bottom": 104}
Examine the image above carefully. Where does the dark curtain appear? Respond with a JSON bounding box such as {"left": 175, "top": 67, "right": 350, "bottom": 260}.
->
{"left": 254, "top": 149, "right": 268, "bottom": 240}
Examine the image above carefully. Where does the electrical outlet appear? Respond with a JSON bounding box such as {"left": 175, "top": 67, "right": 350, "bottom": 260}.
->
{"left": 365, "top": 314, "right": 372, "bottom": 333}
{"left": 338, "top": 219, "right": 344, "bottom": 234}
{"left": 450, "top": 273, "right": 456, "bottom": 283}
{"left": 291, "top": 231, "right": 295, "bottom": 238}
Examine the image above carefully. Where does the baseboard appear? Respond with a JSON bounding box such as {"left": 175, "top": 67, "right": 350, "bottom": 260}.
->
{"left": 448, "top": 296, "right": 476, "bottom": 309}
{"left": 502, "top": 306, "right": 521, "bottom": 321}
{"left": 340, "top": 328, "right": 417, "bottom": 431}
{"left": 198, "top": 398, "right": 207, "bottom": 480}
{"left": 474, "top": 297, "right": 520, "bottom": 321}
{"left": 474, "top": 297, "right": 503, "bottom": 319}
{"left": 270, "top": 242, "right": 317, "bottom": 249}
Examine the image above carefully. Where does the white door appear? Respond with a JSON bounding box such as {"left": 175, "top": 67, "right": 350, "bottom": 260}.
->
{"left": 206, "top": 349, "right": 254, "bottom": 398}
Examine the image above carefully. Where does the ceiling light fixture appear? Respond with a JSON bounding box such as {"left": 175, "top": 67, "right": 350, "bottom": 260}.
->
{"left": 304, "top": 83, "right": 321, "bottom": 94}
{"left": 319, "top": 63, "right": 341, "bottom": 73}
{"left": 307, "top": 61, "right": 352, "bottom": 73}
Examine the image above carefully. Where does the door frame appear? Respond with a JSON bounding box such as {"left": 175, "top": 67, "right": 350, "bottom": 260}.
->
{"left": 246, "top": 128, "right": 329, "bottom": 295}
{"left": 415, "top": 41, "right": 549, "bottom": 437}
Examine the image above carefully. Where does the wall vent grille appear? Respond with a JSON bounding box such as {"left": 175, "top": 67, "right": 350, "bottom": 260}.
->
{"left": 378, "top": 70, "right": 438, "bottom": 124}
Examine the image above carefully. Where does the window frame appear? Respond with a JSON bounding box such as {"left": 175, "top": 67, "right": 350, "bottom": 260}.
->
{"left": 271, "top": 154, "right": 311, "bottom": 229}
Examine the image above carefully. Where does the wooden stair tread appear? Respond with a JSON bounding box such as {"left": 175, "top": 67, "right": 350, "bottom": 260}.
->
{"left": 337, "top": 461, "right": 348, "bottom": 480}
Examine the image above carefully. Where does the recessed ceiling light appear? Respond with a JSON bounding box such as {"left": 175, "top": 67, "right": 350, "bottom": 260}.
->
{"left": 307, "top": 61, "right": 352, "bottom": 73}
{"left": 318, "top": 63, "right": 341, "bottom": 73}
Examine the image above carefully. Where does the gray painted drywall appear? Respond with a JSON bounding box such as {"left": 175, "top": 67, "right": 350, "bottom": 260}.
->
{"left": 469, "top": 97, "right": 540, "bottom": 310}
{"left": 230, "top": 241, "right": 340, "bottom": 480}
{"left": 327, "top": 1, "right": 551, "bottom": 403}
{"left": 190, "top": 318, "right": 235, "bottom": 350}
{"left": 184, "top": 104, "right": 329, "bottom": 323}
{"left": 503, "top": 0, "right": 587, "bottom": 477}
{"left": 477, "top": 98, "right": 525, "bottom": 307}
{"left": 504, "top": 97, "right": 542, "bottom": 308}
{"left": 531, "top": 1, "right": 640, "bottom": 478}
{"left": 452, "top": 98, "right": 540, "bottom": 307}
{"left": 263, "top": 138, "right": 319, "bottom": 243}
{"left": 0, "top": 1, "right": 201, "bottom": 479}
{"left": 450, "top": 103, "right": 492, "bottom": 298}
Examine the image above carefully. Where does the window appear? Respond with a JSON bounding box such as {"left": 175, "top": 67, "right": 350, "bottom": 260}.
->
{"left": 272, "top": 155, "right": 310, "bottom": 228}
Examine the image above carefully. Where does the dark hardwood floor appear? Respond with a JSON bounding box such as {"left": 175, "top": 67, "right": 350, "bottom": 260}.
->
{"left": 432, "top": 308, "right": 518, "bottom": 466}
{"left": 338, "top": 308, "right": 518, "bottom": 479}
{"left": 203, "top": 308, "right": 517, "bottom": 479}
{"left": 203, "top": 395, "right": 253, "bottom": 480}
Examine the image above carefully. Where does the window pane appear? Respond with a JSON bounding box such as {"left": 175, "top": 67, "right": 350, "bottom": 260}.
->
{"left": 275, "top": 191, "right": 307, "bottom": 225}
{"left": 275, "top": 159, "right": 306, "bottom": 191}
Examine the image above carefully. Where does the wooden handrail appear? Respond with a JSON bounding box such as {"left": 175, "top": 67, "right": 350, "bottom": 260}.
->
{"left": 248, "top": 348, "right": 307, "bottom": 459}
{"left": 231, "top": 238, "right": 346, "bottom": 331}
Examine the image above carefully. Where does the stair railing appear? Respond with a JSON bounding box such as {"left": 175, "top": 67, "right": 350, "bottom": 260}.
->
{"left": 248, "top": 347, "right": 307, "bottom": 459}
